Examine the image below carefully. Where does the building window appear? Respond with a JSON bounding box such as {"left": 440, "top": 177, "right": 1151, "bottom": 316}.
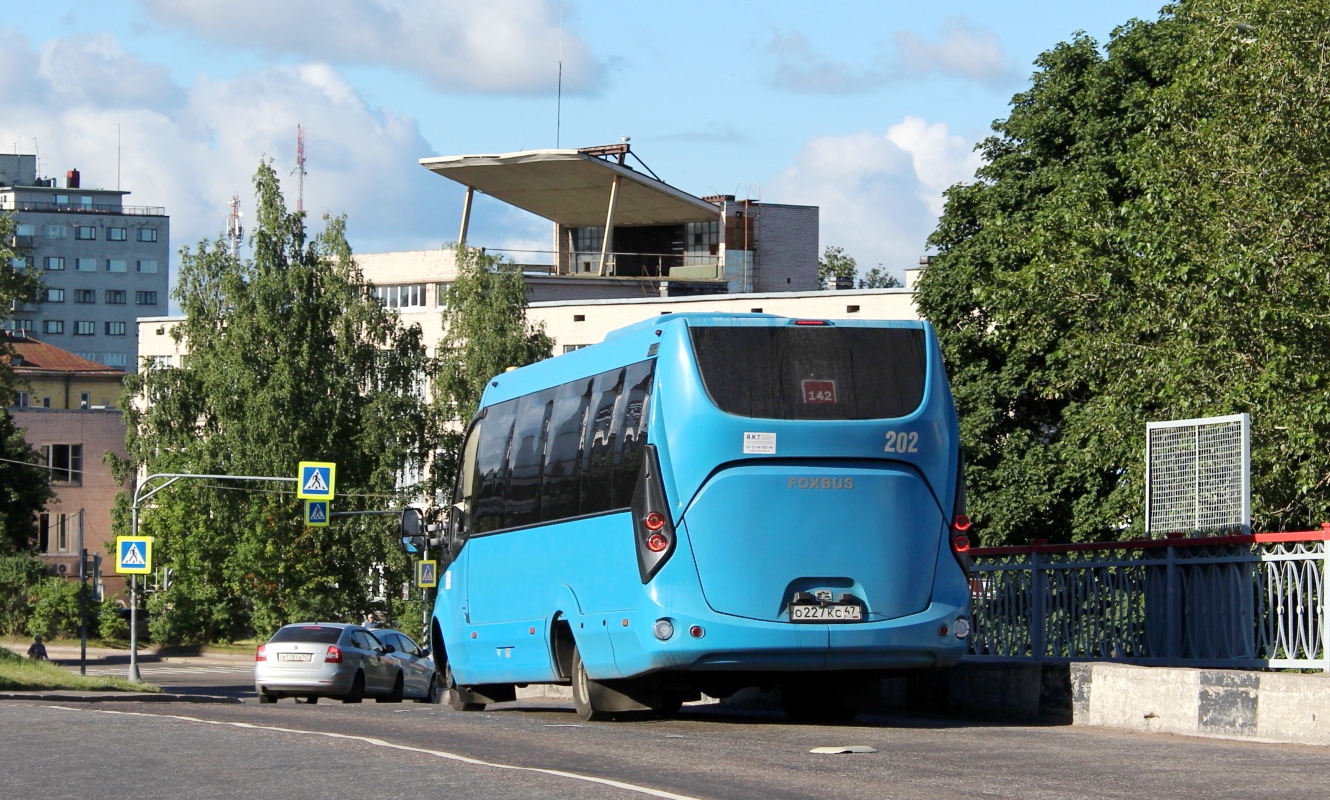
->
{"left": 105, "top": 321, "right": 126, "bottom": 336}
{"left": 562, "top": 344, "right": 589, "bottom": 354}
{"left": 137, "top": 228, "right": 158, "bottom": 242}
{"left": 53, "top": 194, "right": 69, "bottom": 206}
{"left": 43, "top": 288, "right": 64, "bottom": 303}
{"left": 16, "top": 223, "right": 35, "bottom": 237}
{"left": 107, "top": 227, "right": 128, "bottom": 241}
{"left": 44, "top": 224, "right": 65, "bottom": 238}
{"left": 75, "top": 225, "right": 97, "bottom": 240}
{"left": 80, "top": 196, "right": 93, "bottom": 209}
{"left": 39, "top": 512, "right": 75, "bottom": 553}
{"left": 372, "top": 284, "right": 427, "bottom": 309}
{"left": 137, "top": 259, "right": 158, "bottom": 274}
{"left": 46, "top": 444, "right": 83, "bottom": 484}
{"left": 12, "top": 256, "right": 34, "bottom": 270}
{"left": 44, "top": 256, "right": 65, "bottom": 271}
{"left": 104, "top": 290, "right": 126, "bottom": 305}
{"left": 73, "top": 289, "right": 96, "bottom": 304}
{"left": 74, "top": 257, "right": 97, "bottom": 272}
{"left": 107, "top": 259, "right": 127, "bottom": 273}
{"left": 15, "top": 391, "right": 28, "bottom": 407}
{"left": 2, "top": 319, "right": 34, "bottom": 332}
{"left": 43, "top": 320, "right": 64, "bottom": 335}
{"left": 136, "top": 291, "right": 158, "bottom": 305}
{"left": 74, "top": 321, "right": 95, "bottom": 336}
{"left": 79, "top": 391, "right": 90, "bottom": 409}
{"left": 103, "top": 352, "right": 127, "bottom": 367}
{"left": 146, "top": 355, "right": 174, "bottom": 369}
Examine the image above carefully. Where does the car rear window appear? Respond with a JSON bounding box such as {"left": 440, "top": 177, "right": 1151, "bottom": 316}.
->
{"left": 269, "top": 625, "right": 343, "bottom": 644}
{"left": 689, "top": 325, "right": 927, "bottom": 420}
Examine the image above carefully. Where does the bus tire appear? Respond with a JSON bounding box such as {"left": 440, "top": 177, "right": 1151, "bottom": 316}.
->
{"left": 445, "top": 661, "right": 485, "bottom": 712}
{"left": 571, "top": 648, "right": 610, "bottom": 722}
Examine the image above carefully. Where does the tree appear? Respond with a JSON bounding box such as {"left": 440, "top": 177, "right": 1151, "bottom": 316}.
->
{"left": 430, "top": 246, "right": 553, "bottom": 493}
{"left": 919, "top": 1, "right": 1330, "bottom": 544}
{"left": 122, "top": 162, "right": 436, "bottom": 643}
{"left": 0, "top": 212, "right": 43, "bottom": 402}
{"left": 858, "top": 266, "right": 903, "bottom": 289}
{"left": 0, "top": 410, "right": 54, "bottom": 553}
{"left": 818, "top": 246, "right": 857, "bottom": 289}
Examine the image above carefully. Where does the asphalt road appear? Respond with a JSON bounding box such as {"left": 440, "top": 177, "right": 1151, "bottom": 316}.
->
{"left": 4, "top": 686, "right": 1330, "bottom": 800}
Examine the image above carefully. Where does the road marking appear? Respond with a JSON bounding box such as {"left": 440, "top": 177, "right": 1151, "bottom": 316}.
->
{"left": 48, "top": 706, "right": 706, "bottom": 800}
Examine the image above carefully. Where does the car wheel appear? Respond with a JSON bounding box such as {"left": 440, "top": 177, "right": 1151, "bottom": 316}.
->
{"left": 342, "top": 671, "right": 365, "bottom": 704}
{"left": 302, "top": 696, "right": 318, "bottom": 705}
{"left": 415, "top": 673, "right": 443, "bottom": 704}
{"left": 445, "top": 661, "right": 485, "bottom": 712}
{"left": 377, "top": 672, "right": 404, "bottom": 703}
{"left": 257, "top": 692, "right": 277, "bottom": 704}
{"left": 571, "top": 647, "right": 610, "bottom": 722}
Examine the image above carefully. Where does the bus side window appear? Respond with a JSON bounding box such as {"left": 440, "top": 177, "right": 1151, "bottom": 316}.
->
{"left": 472, "top": 399, "right": 518, "bottom": 533}
{"left": 542, "top": 378, "right": 593, "bottom": 523}
{"left": 451, "top": 418, "right": 484, "bottom": 551}
{"left": 580, "top": 367, "right": 625, "bottom": 515}
{"left": 612, "top": 360, "right": 654, "bottom": 507}
{"left": 505, "top": 389, "right": 556, "bottom": 529}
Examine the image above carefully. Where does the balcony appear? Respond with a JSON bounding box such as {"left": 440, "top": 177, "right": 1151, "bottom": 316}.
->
{"left": 6, "top": 200, "right": 166, "bottom": 217}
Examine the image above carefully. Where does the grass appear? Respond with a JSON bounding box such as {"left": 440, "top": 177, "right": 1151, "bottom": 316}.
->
{"left": 0, "top": 646, "right": 161, "bottom": 693}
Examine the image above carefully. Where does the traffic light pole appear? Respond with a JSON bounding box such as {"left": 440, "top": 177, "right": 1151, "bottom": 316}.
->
{"left": 128, "top": 472, "right": 297, "bottom": 683}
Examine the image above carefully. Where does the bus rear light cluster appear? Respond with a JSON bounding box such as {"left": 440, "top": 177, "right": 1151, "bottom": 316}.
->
{"left": 689, "top": 625, "right": 705, "bottom": 639}
{"left": 653, "top": 619, "right": 675, "bottom": 640}
{"left": 953, "top": 617, "right": 971, "bottom": 639}
{"left": 632, "top": 445, "right": 676, "bottom": 583}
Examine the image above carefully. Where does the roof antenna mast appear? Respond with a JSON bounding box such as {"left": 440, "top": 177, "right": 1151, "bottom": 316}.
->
{"left": 227, "top": 195, "right": 244, "bottom": 258}
{"left": 294, "top": 124, "right": 307, "bottom": 216}
{"left": 556, "top": 2, "right": 563, "bottom": 148}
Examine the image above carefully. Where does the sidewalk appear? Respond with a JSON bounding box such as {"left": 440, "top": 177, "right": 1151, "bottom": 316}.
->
{"left": 1, "top": 638, "right": 248, "bottom": 704}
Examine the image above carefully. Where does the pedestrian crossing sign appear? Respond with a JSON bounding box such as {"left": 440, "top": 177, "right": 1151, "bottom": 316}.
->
{"left": 115, "top": 536, "right": 154, "bottom": 575}
{"left": 417, "top": 560, "right": 438, "bottom": 588}
{"left": 305, "top": 500, "right": 330, "bottom": 527}
{"left": 297, "top": 461, "right": 336, "bottom": 500}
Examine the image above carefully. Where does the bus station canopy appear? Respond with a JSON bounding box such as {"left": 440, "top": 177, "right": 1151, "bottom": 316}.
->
{"left": 419, "top": 148, "right": 720, "bottom": 228}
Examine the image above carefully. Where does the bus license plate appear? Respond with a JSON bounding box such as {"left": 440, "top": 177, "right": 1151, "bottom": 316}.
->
{"left": 789, "top": 604, "right": 862, "bottom": 622}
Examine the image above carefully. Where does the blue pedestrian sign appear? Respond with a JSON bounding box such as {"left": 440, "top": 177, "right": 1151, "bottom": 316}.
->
{"left": 417, "top": 560, "right": 438, "bottom": 588}
{"left": 297, "top": 461, "right": 336, "bottom": 500}
{"left": 115, "top": 536, "right": 154, "bottom": 575}
{"left": 305, "top": 500, "right": 330, "bottom": 527}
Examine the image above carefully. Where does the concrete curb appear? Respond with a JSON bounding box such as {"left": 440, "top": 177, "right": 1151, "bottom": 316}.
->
{"left": 0, "top": 691, "right": 243, "bottom": 704}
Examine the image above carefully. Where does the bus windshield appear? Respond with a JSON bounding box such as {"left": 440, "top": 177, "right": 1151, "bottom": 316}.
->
{"left": 689, "top": 325, "right": 927, "bottom": 420}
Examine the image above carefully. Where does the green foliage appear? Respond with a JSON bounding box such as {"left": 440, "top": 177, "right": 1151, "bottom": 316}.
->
{"left": 920, "top": 1, "right": 1330, "bottom": 544}
{"left": 25, "top": 577, "right": 91, "bottom": 639}
{"left": 98, "top": 598, "right": 128, "bottom": 642}
{"left": 0, "top": 212, "right": 43, "bottom": 402}
{"left": 818, "top": 246, "right": 857, "bottom": 289}
{"left": 0, "top": 554, "right": 47, "bottom": 635}
{"left": 0, "top": 644, "right": 160, "bottom": 692}
{"left": 123, "top": 161, "right": 437, "bottom": 644}
{"left": 0, "top": 410, "right": 55, "bottom": 553}
{"left": 432, "top": 246, "right": 553, "bottom": 491}
{"left": 858, "top": 267, "right": 903, "bottom": 289}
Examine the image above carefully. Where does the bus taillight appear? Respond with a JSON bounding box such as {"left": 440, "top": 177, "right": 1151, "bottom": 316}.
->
{"left": 952, "top": 514, "right": 972, "bottom": 532}
{"left": 646, "top": 533, "right": 669, "bottom": 552}
{"left": 632, "top": 444, "right": 676, "bottom": 583}
{"left": 644, "top": 512, "right": 666, "bottom": 532}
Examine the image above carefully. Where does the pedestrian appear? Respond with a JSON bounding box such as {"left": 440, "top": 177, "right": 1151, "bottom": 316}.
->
{"left": 26, "top": 635, "right": 48, "bottom": 661}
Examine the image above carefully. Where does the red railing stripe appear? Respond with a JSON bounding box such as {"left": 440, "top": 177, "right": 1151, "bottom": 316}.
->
{"left": 969, "top": 526, "right": 1330, "bottom": 557}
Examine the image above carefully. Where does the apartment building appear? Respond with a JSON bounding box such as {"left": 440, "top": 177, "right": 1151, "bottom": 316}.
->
{"left": 1, "top": 154, "right": 169, "bottom": 371}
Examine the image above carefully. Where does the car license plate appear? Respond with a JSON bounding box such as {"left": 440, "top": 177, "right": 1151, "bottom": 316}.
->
{"left": 278, "top": 653, "right": 312, "bottom": 662}
{"left": 789, "top": 604, "right": 863, "bottom": 622}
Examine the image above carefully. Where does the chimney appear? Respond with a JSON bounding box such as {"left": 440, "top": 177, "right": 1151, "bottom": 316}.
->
{"left": 66, "top": 169, "right": 80, "bottom": 189}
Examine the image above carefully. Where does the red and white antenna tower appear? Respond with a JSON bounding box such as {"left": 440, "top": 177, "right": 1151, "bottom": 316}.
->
{"left": 227, "top": 194, "right": 244, "bottom": 258}
{"left": 294, "top": 124, "right": 307, "bottom": 215}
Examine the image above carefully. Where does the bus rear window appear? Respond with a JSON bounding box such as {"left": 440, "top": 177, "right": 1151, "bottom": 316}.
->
{"left": 689, "top": 326, "right": 927, "bottom": 420}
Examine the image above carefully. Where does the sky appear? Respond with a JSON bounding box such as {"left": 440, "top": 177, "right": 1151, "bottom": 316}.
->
{"left": 2, "top": 0, "right": 1169, "bottom": 287}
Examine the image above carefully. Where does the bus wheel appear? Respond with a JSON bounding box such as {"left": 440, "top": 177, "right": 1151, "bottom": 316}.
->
{"left": 571, "top": 648, "right": 611, "bottom": 722}
{"left": 445, "top": 661, "right": 485, "bottom": 712}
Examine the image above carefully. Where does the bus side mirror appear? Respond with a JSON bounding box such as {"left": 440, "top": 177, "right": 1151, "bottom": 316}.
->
{"left": 399, "top": 508, "right": 425, "bottom": 554}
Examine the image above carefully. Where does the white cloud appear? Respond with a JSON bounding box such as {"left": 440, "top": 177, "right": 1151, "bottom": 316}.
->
{"left": 0, "top": 28, "right": 460, "bottom": 283}
{"left": 134, "top": 0, "right": 603, "bottom": 94}
{"left": 763, "top": 16, "right": 1017, "bottom": 93}
{"left": 894, "top": 16, "right": 1017, "bottom": 87}
{"left": 766, "top": 118, "right": 982, "bottom": 276}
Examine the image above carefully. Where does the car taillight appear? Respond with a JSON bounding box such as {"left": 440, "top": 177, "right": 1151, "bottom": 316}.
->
{"left": 255, "top": 644, "right": 266, "bottom": 661}
{"left": 325, "top": 645, "right": 342, "bottom": 663}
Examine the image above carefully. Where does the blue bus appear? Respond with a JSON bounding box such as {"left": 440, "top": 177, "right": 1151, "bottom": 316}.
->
{"left": 430, "top": 313, "right": 971, "bottom": 721}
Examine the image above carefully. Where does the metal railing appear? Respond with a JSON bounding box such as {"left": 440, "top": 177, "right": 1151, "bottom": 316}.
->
{"left": 967, "top": 529, "right": 1329, "bottom": 671}
{"left": 2, "top": 200, "right": 166, "bottom": 216}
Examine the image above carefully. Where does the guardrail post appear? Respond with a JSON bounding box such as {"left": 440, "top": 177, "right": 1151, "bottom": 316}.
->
{"left": 1031, "top": 550, "right": 1047, "bottom": 658}
{"left": 1165, "top": 542, "right": 1181, "bottom": 661}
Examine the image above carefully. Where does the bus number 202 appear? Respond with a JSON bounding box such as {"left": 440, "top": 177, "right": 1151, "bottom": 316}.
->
{"left": 883, "top": 431, "right": 919, "bottom": 453}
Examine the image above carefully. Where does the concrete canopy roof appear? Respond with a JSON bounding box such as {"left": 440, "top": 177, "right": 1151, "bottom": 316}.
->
{"left": 419, "top": 149, "right": 720, "bottom": 228}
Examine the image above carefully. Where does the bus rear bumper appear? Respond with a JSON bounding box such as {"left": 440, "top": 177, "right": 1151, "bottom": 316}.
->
{"left": 610, "top": 601, "right": 969, "bottom": 677}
